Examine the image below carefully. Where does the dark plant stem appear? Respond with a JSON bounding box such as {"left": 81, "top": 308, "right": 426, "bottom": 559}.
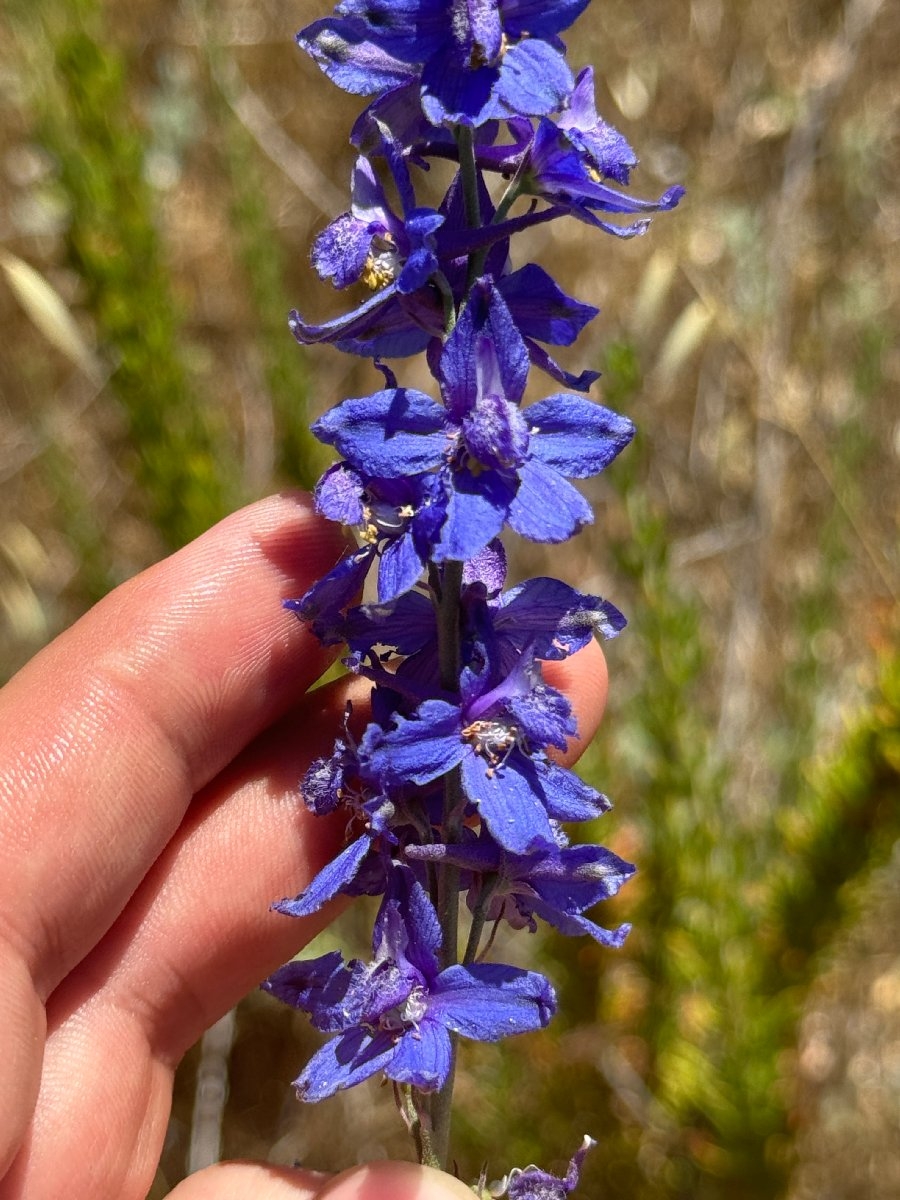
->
{"left": 456, "top": 125, "right": 482, "bottom": 227}
{"left": 425, "top": 124, "right": 484, "bottom": 1173}
{"left": 428, "top": 557, "right": 464, "bottom": 1166}
{"left": 429, "top": 1049, "right": 458, "bottom": 1169}
{"left": 463, "top": 907, "right": 487, "bottom": 966}
{"left": 457, "top": 125, "right": 486, "bottom": 296}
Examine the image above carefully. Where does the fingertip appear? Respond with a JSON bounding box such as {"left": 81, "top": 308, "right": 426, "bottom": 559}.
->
{"left": 165, "top": 1161, "right": 473, "bottom": 1200}
{"left": 318, "top": 1161, "right": 475, "bottom": 1199}
{"left": 542, "top": 637, "right": 609, "bottom": 767}
{"left": 165, "top": 1161, "right": 326, "bottom": 1200}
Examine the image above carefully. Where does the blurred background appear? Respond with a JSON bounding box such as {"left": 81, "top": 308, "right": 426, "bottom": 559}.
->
{"left": 1, "top": 0, "right": 898, "bottom": 1196}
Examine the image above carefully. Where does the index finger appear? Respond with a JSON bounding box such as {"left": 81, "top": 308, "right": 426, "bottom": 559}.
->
{"left": 0, "top": 492, "right": 346, "bottom": 998}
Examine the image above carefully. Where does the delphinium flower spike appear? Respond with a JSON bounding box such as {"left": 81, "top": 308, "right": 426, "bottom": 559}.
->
{"left": 263, "top": 0, "right": 682, "bottom": 1189}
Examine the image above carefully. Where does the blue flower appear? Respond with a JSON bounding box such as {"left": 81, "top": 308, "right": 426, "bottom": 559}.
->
{"left": 340, "top": 569, "right": 625, "bottom": 693}
{"left": 275, "top": 826, "right": 390, "bottom": 919}
{"left": 358, "top": 648, "right": 610, "bottom": 855}
{"left": 286, "top": 464, "right": 446, "bottom": 640}
{"left": 350, "top": 79, "right": 474, "bottom": 160}
{"left": 292, "top": 166, "right": 600, "bottom": 390}
{"left": 298, "top": 1, "right": 590, "bottom": 127}
{"left": 271, "top": 734, "right": 403, "bottom": 918}
{"left": 407, "top": 826, "right": 634, "bottom": 947}
{"left": 484, "top": 575, "right": 627, "bottom": 658}
{"left": 284, "top": 544, "right": 375, "bottom": 646}
{"left": 263, "top": 868, "right": 555, "bottom": 1099}
{"left": 557, "top": 66, "right": 637, "bottom": 185}
{"left": 347, "top": 69, "right": 684, "bottom": 240}
{"left": 311, "top": 138, "right": 444, "bottom": 298}
{"left": 515, "top": 111, "right": 685, "bottom": 236}
{"left": 503, "top": 1135, "right": 596, "bottom": 1199}
{"left": 310, "top": 280, "right": 634, "bottom": 562}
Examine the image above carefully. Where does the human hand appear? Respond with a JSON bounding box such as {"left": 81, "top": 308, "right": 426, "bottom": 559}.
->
{"left": 0, "top": 494, "right": 610, "bottom": 1200}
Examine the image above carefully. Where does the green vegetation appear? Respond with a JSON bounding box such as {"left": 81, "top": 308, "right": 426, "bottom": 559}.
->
{"left": 21, "top": 0, "right": 238, "bottom": 549}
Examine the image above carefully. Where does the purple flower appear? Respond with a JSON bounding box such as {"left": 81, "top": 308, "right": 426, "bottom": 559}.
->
{"left": 286, "top": 465, "right": 446, "bottom": 640}
{"left": 292, "top": 166, "right": 600, "bottom": 390}
{"left": 263, "top": 868, "right": 556, "bottom": 1099}
{"left": 358, "top": 649, "right": 610, "bottom": 855}
{"left": 486, "top": 575, "right": 627, "bottom": 656}
{"left": 311, "top": 137, "right": 444, "bottom": 297}
{"left": 298, "top": 1, "right": 590, "bottom": 127}
{"left": 503, "top": 1135, "right": 596, "bottom": 1199}
{"left": 515, "top": 112, "right": 685, "bottom": 236}
{"left": 350, "top": 69, "right": 684, "bottom": 241}
{"left": 557, "top": 67, "right": 637, "bottom": 185}
{"left": 492, "top": 262, "right": 600, "bottom": 391}
{"left": 407, "top": 826, "right": 634, "bottom": 946}
{"left": 311, "top": 281, "right": 634, "bottom": 562}
{"left": 350, "top": 79, "right": 475, "bottom": 160}
{"left": 263, "top": 0, "right": 686, "bottom": 1164}
{"left": 271, "top": 735, "right": 403, "bottom": 918}
{"left": 284, "top": 544, "right": 375, "bottom": 646}
{"left": 341, "top": 570, "right": 625, "bottom": 692}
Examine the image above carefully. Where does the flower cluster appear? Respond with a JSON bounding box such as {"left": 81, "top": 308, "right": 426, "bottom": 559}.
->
{"left": 266, "top": 0, "right": 682, "bottom": 1185}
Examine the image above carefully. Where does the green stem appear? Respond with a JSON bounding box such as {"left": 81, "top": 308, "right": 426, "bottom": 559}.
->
{"left": 435, "top": 559, "right": 464, "bottom": 968}
{"left": 429, "top": 1048, "right": 458, "bottom": 1169}
{"left": 456, "top": 125, "right": 482, "bottom": 228}
{"left": 399, "top": 1085, "right": 440, "bottom": 1169}
{"left": 423, "top": 124, "right": 486, "bottom": 1172}
{"left": 462, "top": 877, "right": 499, "bottom": 965}
{"left": 493, "top": 178, "right": 523, "bottom": 226}
{"left": 433, "top": 270, "right": 458, "bottom": 335}
{"left": 428, "top": 555, "right": 464, "bottom": 1168}
{"left": 456, "top": 126, "right": 486, "bottom": 295}
{"left": 469, "top": 178, "right": 526, "bottom": 289}
{"left": 463, "top": 906, "right": 487, "bottom": 966}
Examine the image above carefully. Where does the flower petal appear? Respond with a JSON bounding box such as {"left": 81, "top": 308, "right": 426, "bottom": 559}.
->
{"left": 462, "top": 751, "right": 557, "bottom": 854}
{"left": 312, "top": 388, "right": 447, "bottom": 477}
{"left": 421, "top": 53, "right": 500, "bottom": 127}
{"left": 507, "top": 458, "right": 593, "bottom": 543}
{"left": 261, "top": 951, "right": 345, "bottom": 1015}
{"left": 498, "top": 262, "right": 598, "bottom": 348}
{"left": 360, "top": 699, "right": 464, "bottom": 787}
{"left": 536, "top": 759, "right": 612, "bottom": 822}
{"left": 378, "top": 527, "right": 427, "bottom": 600}
{"left": 525, "top": 395, "right": 635, "bottom": 478}
{"left": 500, "top": 0, "right": 591, "bottom": 39}
{"left": 311, "top": 212, "right": 373, "bottom": 288}
{"left": 387, "top": 1018, "right": 453, "bottom": 1090}
{"left": 295, "top": 1028, "right": 397, "bottom": 1102}
{"left": 285, "top": 545, "right": 374, "bottom": 643}
{"left": 273, "top": 834, "right": 373, "bottom": 919}
{"left": 521, "top": 337, "right": 600, "bottom": 391}
{"left": 433, "top": 468, "right": 513, "bottom": 562}
{"left": 429, "top": 962, "right": 556, "bottom": 1039}
{"left": 314, "top": 463, "right": 366, "bottom": 525}
{"left": 495, "top": 39, "right": 573, "bottom": 119}
{"left": 440, "top": 280, "right": 529, "bottom": 419}
{"left": 496, "top": 577, "right": 625, "bottom": 658}
{"left": 297, "top": 18, "right": 417, "bottom": 96}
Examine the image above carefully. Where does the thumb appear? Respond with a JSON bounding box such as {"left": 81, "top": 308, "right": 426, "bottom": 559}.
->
{"left": 166, "top": 1159, "right": 476, "bottom": 1200}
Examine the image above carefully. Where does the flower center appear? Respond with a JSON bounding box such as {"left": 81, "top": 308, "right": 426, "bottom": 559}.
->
{"left": 462, "top": 718, "right": 520, "bottom": 776}
{"left": 359, "top": 498, "right": 415, "bottom": 545}
{"left": 458, "top": 392, "right": 530, "bottom": 474}
{"left": 361, "top": 238, "right": 400, "bottom": 290}
{"left": 379, "top": 985, "right": 427, "bottom": 1035}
